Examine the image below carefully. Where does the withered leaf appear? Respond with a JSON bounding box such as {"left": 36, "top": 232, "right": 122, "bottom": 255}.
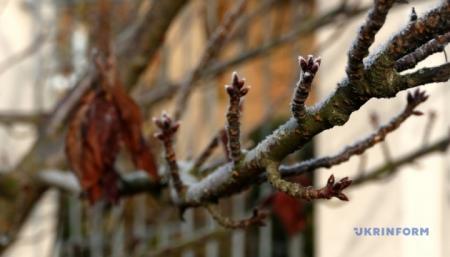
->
{"left": 66, "top": 54, "right": 159, "bottom": 204}
{"left": 66, "top": 89, "right": 121, "bottom": 203}
{"left": 107, "top": 82, "right": 159, "bottom": 179}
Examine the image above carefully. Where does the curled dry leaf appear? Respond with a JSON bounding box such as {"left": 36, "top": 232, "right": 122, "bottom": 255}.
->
{"left": 66, "top": 89, "right": 122, "bottom": 203}
{"left": 107, "top": 81, "right": 159, "bottom": 179}
{"left": 66, "top": 56, "right": 158, "bottom": 204}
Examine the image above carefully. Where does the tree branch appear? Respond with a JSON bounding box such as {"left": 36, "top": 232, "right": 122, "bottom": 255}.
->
{"left": 277, "top": 89, "right": 428, "bottom": 177}
{"left": 384, "top": 2, "right": 450, "bottom": 61}
{"left": 36, "top": 170, "right": 162, "bottom": 197}
{"left": 180, "top": 2, "right": 450, "bottom": 207}
{"left": 118, "top": 0, "right": 188, "bottom": 87}
{"left": 135, "top": 2, "right": 371, "bottom": 109}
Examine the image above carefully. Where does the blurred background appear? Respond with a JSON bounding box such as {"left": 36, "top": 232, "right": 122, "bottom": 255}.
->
{"left": 0, "top": 0, "right": 449, "bottom": 256}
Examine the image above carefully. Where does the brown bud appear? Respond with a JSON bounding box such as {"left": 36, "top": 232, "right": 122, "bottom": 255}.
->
{"left": 327, "top": 174, "right": 335, "bottom": 187}
{"left": 337, "top": 193, "right": 349, "bottom": 201}
{"left": 311, "top": 63, "right": 319, "bottom": 74}
{"left": 307, "top": 55, "right": 314, "bottom": 66}
{"left": 298, "top": 56, "right": 307, "bottom": 70}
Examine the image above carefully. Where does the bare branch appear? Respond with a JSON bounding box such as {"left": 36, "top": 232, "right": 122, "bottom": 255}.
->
{"left": 0, "top": 172, "right": 47, "bottom": 254}
{"left": 148, "top": 228, "right": 228, "bottom": 257}
{"left": 118, "top": 0, "right": 187, "bottom": 87}
{"left": 37, "top": 170, "right": 161, "bottom": 196}
{"left": 3, "top": 1, "right": 450, "bottom": 248}
{"left": 0, "top": 112, "right": 44, "bottom": 125}
{"left": 0, "top": 32, "right": 46, "bottom": 76}
{"left": 422, "top": 111, "right": 436, "bottom": 146}
{"left": 193, "top": 136, "right": 220, "bottom": 171}
{"left": 384, "top": 2, "right": 450, "bottom": 61}
{"left": 278, "top": 89, "right": 428, "bottom": 177}
{"left": 369, "top": 113, "right": 395, "bottom": 171}
{"left": 135, "top": 2, "right": 370, "bottom": 109}
{"left": 45, "top": 70, "right": 96, "bottom": 135}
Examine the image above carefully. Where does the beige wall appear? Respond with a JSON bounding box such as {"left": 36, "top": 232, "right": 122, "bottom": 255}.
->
{"left": 316, "top": 1, "right": 450, "bottom": 257}
{"left": 0, "top": 1, "right": 57, "bottom": 256}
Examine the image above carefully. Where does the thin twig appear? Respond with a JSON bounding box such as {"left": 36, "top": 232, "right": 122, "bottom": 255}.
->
{"left": 174, "top": 0, "right": 246, "bottom": 120}
{"left": 193, "top": 129, "right": 227, "bottom": 171}
{"left": 422, "top": 111, "right": 436, "bottom": 147}
{"left": 154, "top": 112, "right": 184, "bottom": 199}
{"left": 352, "top": 135, "right": 450, "bottom": 185}
{"left": 225, "top": 72, "right": 249, "bottom": 164}
{"left": 0, "top": 32, "right": 47, "bottom": 76}
{"left": 267, "top": 161, "right": 352, "bottom": 201}
{"left": 369, "top": 113, "right": 395, "bottom": 172}
{"left": 205, "top": 205, "right": 267, "bottom": 229}
{"left": 356, "top": 154, "right": 368, "bottom": 177}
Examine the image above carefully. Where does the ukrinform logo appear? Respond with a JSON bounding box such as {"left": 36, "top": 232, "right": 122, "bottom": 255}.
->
{"left": 354, "top": 227, "right": 429, "bottom": 236}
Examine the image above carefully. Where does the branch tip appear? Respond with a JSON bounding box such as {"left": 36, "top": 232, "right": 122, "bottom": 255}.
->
{"left": 153, "top": 112, "right": 180, "bottom": 140}
{"left": 267, "top": 162, "right": 352, "bottom": 202}
{"left": 321, "top": 175, "right": 352, "bottom": 201}
{"left": 226, "top": 72, "right": 249, "bottom": 97}
{"left": 406, "top": 89, "right": 428, "bottom": 107}
{"left": 410, "top": 7, "right": 418, "bottom": 22}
